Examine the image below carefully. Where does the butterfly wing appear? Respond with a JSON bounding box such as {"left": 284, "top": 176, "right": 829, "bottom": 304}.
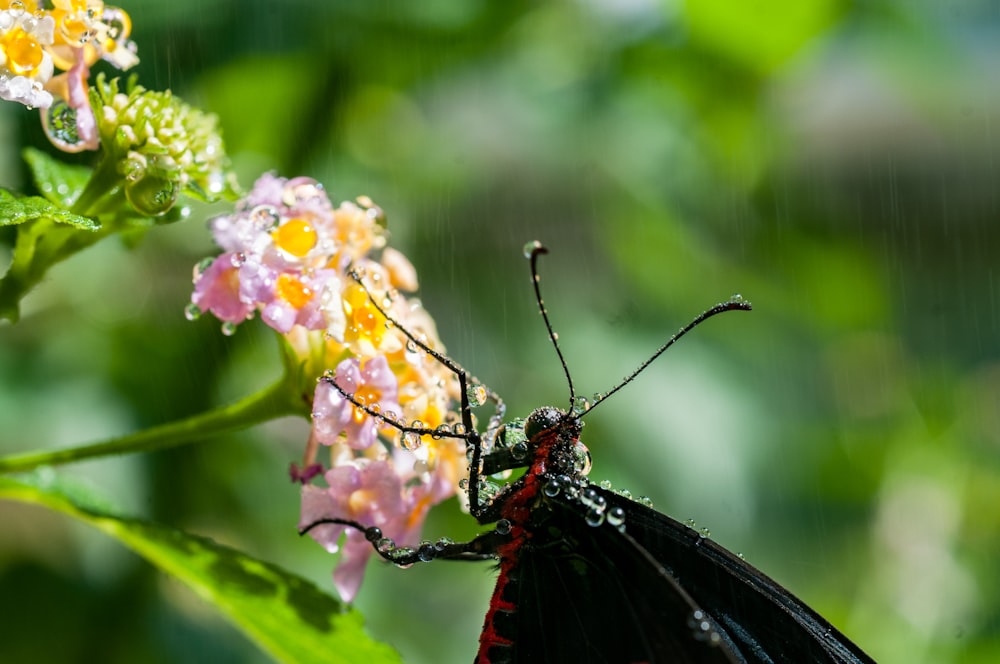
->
{"left": 495, "top": 486, "right": 744, "bottom": 664}
{"left": 592, "top": 486, "right": 875, "bottom": 664}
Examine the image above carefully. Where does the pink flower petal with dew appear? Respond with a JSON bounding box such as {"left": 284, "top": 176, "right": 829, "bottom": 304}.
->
{"left": 192, "top": 254, "right": 253, "bottom": 323}
{"left": 66, "top": 50, "right": 98, "bottom": 150}
{"left": 282, "top": 176, "right": 334, "bottom": 218}
{"left": 243, "top": 172, "right": 288, "bottom": 209}
{"left": 333, "top": 531, "right": 377, "bottom": 603}
{"left": 299, "top": 484, "right": 344, "bottom": 554}
{"left": 311, "top": 357, "right": 401, "bottom": 449}
{"left": 261, "top": 299, "right": 298, "bottom": 333}
{"left": 311, "top": 376, "right": 356, "bottom": 447}
{"left": 237, "top": 259, "right": 277, "bottom": 307}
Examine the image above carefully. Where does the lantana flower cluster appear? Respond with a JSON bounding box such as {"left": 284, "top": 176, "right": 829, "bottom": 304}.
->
{"left": 191, "top": 173, "right": 467, "bottom": 601}
{"left": 0, "top": 0, "right": 137, "bottom": 110}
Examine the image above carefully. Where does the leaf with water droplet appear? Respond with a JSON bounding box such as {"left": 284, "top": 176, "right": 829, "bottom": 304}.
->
{"left": 22, "top": 148, "right": 92, "bottom": 208}
{"left": 0, "top": 189, "right": 98, "bottom": 230}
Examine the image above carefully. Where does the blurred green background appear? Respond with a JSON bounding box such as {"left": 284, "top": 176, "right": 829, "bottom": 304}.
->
{"left": 2, "top": 0, "right": 999, "bottom": 662}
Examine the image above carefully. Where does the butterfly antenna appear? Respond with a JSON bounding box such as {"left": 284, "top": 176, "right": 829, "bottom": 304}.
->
{"left": 582, "top": 295, "right": 752, "bottom": 418}
{"left": 526, "top": 241, "right": 576, "bottom": 410}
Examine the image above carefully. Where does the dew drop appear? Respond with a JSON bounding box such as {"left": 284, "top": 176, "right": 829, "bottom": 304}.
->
{"left": 638, "top": 496, "right": 654, "bottom": 508}
{"left": 458, "top": 478, "right": 470, "bottom": 490}
{"left": 699, "top": 527, "right": 711, "bottom": 539}
{"left": 413, "top": 459, "right": 429, "bottom": 474}
{"left": 220, "top": 321, "right": 238, "bottom": 336}
{"left": 737, "top": 552, "right": 745, "bottom": 560}
{"left": 585, "top": 508, "right": 605, "bottom": 527}
{"left": 417, "top": 543, "right": 436, "bottom": 562}
{"left": 249, "top": 205, "right": 280, "bottom": 231}
{"left": 435, "top": 423, "right": 452, "bottom": 437}
{"left": 607, "top": 506, "right": 626, "bottom": 528}
{"left": 522, "top": 240, "right": 543, "bottom": 258}
{"left": 401, "top": 431, "right": 422, "bottom": 450}
{"left": 184, "top": 303, "right": 201, "bottom": 320}
{"left": 193, "top": 257, "right": 214, "bottom": 281}
{"left": 571, "top": 395, "right": 589, "bottom": 415}
{"left": 376, "top": 537, "right": 395, "bottom": 553}
{"left": 467, "top": 384, "right": 488, "bottom": 407}
{"left": 599, "top": 480, "right": 613, "bottom": 490}
{"left": 41, "top": 97, "right": 88, "bottom": 154}
{"left": 230, "top": 252, "right": 247, "bottom": 268}
{"left": 511, "top": 441, "right": 529, "bottom": 460}
{"left": 495, "top": 519, "right": 512, "bottom": 535}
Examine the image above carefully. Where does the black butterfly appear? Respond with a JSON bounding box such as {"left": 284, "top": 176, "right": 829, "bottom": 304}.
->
{"left": 303, "top": 242, "right": 876, "bottom": 664}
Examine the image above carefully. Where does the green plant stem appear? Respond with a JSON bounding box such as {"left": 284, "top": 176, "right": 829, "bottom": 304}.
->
{"left": 0, "top": 378, "right": 306, "bottom": 473}
{"left": 71, "top": 153, "right": 123, "bottom": 216}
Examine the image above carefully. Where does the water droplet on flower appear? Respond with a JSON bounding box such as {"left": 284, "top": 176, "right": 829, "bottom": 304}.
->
{"left": 249, "top": 205, "right": 280, "bottom": 231}
{"left": 376, "top": 537, "right": 395, "bottom": 554}
{"left": 184, "top": 303, "right": 201, "bottom": 320}
{"left": 495, "top": 519, "right": 512, "bottom": 535}
{"left": 523, "top": 240, "right": 543, "bottom": 258}
{"left": 220, "top": 321, "right": 238, "bottom": 336}
{"left": 193, "top": 257, "right": 213, "bottom": 282}
{"left": 230, "top": 252, "right": 246, "bottom": 268}
{"left": 401, "top": 431, "right": 422, "bottom": 450}
{"left": 125, "top": 172, "right": 179, "bottom": 216}
{"left": 413, "top": 459, "right": 429, "bottom": 474}
{"left": 41, "top": 98, "right": 88, "bottom": 154}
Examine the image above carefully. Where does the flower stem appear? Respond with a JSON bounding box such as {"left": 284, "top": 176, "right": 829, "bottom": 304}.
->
{"left": 71, "top": 153, "right": 123, "bottom": 216}
{"left": 0, "top": 378, "right": 306, "bottom": 473}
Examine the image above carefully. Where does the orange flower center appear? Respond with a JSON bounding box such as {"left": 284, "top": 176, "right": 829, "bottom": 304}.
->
{"left": 1, "top": 28, "right": 44, "bottom": 76}
{"left": 272, "top": 218, "right": 318, "bottom": 257}
{"left": 276, "top": 273, "right": 313, "bottom": 309}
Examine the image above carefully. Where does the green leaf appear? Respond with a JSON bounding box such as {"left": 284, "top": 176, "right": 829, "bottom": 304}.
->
{"left": 0, "top": 189, "right": 99, "bottom": 230}
{"left": 22, "top": 147, "right": 94, "bottom": 208}
{"left": 0, "top": 472, "right": 400, "bottom": 664}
